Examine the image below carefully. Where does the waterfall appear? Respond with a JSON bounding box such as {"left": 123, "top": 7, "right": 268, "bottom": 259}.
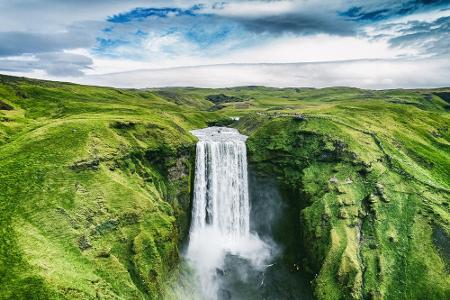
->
{"left": 190, "top": 127, "right": 250, "bottom": 240}
{"left": 186, "top": 127, "right": 270, "bottom": 300}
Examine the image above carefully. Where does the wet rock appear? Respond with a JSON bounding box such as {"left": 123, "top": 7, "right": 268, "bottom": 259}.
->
{"left": 218, "top": 289, "right": 232, "bottom": 300}
{"left": 167, "top": 158, "right": 188, "bottom": 181}
{"left": 216, "top": 268, "right": 225, "bottom": 276}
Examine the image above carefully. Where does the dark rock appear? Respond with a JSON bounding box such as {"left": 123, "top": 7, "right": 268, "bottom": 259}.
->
{"left": 94, "top": 219, "right": 119, "bottom": 235}
{"left": 78, "top": 235, "right": 92, "bottom": 250}
{"left": 293, "top": 114, "right": 307, "bottom": 122}
{"left": 206, "top": 94, "right": 243, "bottom": 103}
{"left": 368, "top": 194, "right": 377, "bottom": 203}
{"left": 208, "top": 104, "right": 225, "bottom": 111}
{"left": 431, "top": 130, "right": 442, "bottom": 138}
{"left": 216, "top": 268, "right": 225, "bottom": 276}
{"left": 111, "top": 121, "right": 136, "bottom": 129}
{"left": 358, "top": 167, "right": 370, "bottom": 176}
{"left": 56, "top": 207, "right": 79, "bottom": 229}
{"left": 120, "top": 212, "right": 140, "bottom": 225}
{"left": 167, "top": 158, "right": 188, "bottom": 181}
{"left": 96, "top": 250, "right": 111, "bottom": 258}
{"left": 432, "top": 225, "right": 450, "bottom": 268}
{"left": 375, "top": 183, "right": 389, "bottom": 202}
{"left": 218, "top": 289, "right": 232, "bottom": 300}
{"left": 0, "top": 100, "right": 13, "bottom": 110}
{"left": 70, "top": 158, "right": 100, "bottom": 171}
{"left": 207, "top": 119, "right": 232, "bottom": 127}
{"left": 376, "top": 183, "right": 384, "bottom": 191}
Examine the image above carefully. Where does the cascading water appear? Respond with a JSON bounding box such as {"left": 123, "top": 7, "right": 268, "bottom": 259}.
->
{"left": 190, "top": 127, "right": 250, "bottom": 240}
{"left": 186, "top": 127, "right": 271, "bottom": 299}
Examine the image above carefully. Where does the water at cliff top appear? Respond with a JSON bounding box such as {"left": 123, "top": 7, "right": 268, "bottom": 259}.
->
{"left": 186, "top": 127, "right": 271, "bottom": 299}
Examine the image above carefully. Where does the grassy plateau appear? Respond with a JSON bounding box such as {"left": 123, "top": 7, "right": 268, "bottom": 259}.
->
{"left": 0, "top": 74, "right": 448, "bottom": 299}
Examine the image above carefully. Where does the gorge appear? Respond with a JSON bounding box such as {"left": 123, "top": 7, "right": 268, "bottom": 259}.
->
{"left": 170, "top": 127, "right": 312, "bottom": 300}
{"left": 186, "top": 127, "right": 269, "bottom": 299}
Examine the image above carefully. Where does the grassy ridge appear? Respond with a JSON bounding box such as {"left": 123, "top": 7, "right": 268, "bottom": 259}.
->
{"left": 0, "top": 75, "right": 214, "bottom": 299}
{"left": 0, "top": 75, "right": 449, "bottom": 299}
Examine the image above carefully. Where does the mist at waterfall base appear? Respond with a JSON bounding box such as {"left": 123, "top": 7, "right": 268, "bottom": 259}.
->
{"left": 167, "top": 127, "right": 312, "bottom": 300}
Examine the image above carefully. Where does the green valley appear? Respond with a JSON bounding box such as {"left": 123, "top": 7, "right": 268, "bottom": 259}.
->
{"left": 0, "top": 74, "right": 449, "bottom": 299}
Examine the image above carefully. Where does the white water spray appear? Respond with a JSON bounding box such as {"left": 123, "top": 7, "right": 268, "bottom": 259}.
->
{"left": 186, "top": 127, "right": 270, "bottom": 299}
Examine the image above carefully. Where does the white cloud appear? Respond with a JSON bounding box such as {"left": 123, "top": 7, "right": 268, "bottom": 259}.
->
{"left": 221, "top": 34, "right": 418, "bottom": 63}
{"left": 0, "top": 0, "right": 448, "bottom": 87}
{"left": 77, "top": 58, "right": 450, "bottom": 89}
{"left": 143, "top": 31, "right": 198, "bottom": 56}
{"left": 71, "top": 34, "right": 418, "bottom": 75}
{"left": 205, "top": 1, "right": 298, "bottom": 18}
{"left": 393, "top": 7, "right": 450, "bottom": 23}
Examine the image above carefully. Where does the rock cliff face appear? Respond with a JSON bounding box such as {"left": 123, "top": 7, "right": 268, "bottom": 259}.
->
{"left": 239, "top": 115, "right": 449, "bottom": 300}
{"left": 1, "top": 123, "right": 197, "bottom": 299}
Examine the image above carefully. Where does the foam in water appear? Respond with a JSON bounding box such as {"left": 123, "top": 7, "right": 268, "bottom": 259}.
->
{"left": 186, "top": 127, "right": 271, "bottom": 299}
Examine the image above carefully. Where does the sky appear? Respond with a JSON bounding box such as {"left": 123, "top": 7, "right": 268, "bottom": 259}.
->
{"left": 0, "top": 0, "right": 449, "bottom": 88}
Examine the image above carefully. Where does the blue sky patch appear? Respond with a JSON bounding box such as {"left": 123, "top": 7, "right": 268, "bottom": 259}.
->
{"left": 341, "top": 0, "right": 450, "bottom": 22}
{"left": 107, "top": 6, "right": 202, "bottom": 23}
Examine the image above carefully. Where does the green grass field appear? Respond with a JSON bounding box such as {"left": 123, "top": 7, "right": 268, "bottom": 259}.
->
{"left": 0, "top": 74, "right": 449, "bottom": 299}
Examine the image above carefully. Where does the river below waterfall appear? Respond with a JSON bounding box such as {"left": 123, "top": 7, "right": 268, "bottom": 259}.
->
{"left": 168, "top": 127, "right": 312, "bottom": 300}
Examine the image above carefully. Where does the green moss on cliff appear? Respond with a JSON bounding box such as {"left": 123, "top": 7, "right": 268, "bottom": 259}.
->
{"left": 242, "top": 110, "right": 449, "bottom": 299}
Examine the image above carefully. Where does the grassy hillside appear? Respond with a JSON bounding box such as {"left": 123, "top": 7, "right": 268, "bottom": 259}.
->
{"left": 0, "top": 75, "right": 449, "bottom": 299}
{"left": 0, "top": 75, "right": 215, "bottom": 299}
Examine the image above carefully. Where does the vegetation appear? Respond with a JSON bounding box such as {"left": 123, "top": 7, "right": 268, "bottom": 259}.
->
{"left": 0, "top": 74, "right": 449, "bottom": 299}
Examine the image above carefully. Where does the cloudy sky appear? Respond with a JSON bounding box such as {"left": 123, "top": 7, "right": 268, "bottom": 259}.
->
{"left": 0, "top": 0, "right": 449, "bottom": 88}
